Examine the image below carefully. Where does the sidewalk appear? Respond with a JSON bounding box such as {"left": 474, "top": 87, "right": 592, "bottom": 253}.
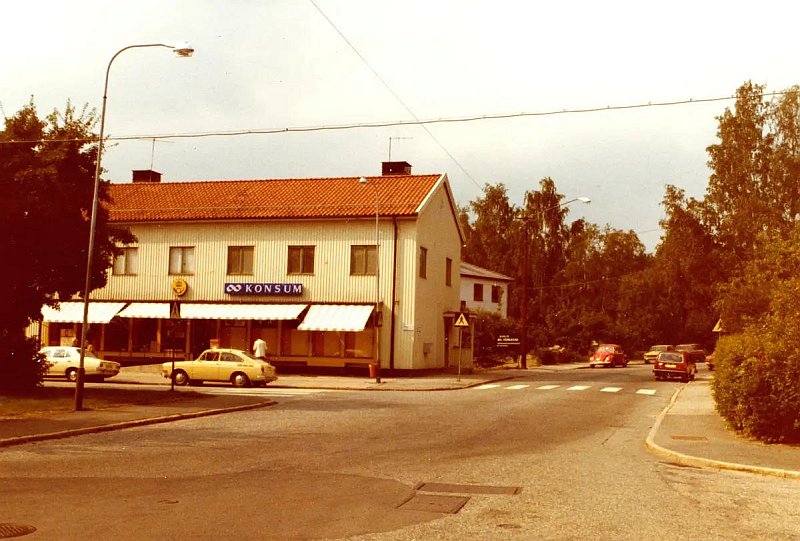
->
{"left": 3, "top": 365, "right": 799, "bottom": 480}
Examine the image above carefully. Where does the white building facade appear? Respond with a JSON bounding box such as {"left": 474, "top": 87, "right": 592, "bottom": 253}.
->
{"left": 460, "top": 262, "right": 513, "bottom": 318}
{"left": 37, "top": 165, "right": 467, "bottom": 372}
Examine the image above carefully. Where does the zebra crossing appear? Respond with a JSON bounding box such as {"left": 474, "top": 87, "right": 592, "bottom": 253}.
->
{"left": 474, "top": 382, "right": 660, "bottom": 395}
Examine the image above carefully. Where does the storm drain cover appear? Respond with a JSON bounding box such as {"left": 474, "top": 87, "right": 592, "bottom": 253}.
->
{"left": 416, "top": 482, "right": 521, "bottom": 495}
{"left": 0, "top": 523, "right": 37, "bottom": 538}
{"left": 397, "top": 494, "right": 470, "bottom": 514}
{"left": 671, "top": 435, "right": 709, "bottom": 442}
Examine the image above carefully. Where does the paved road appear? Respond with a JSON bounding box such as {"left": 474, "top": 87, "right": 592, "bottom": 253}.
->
{"left": 3, "top": 364, "right": 799, "bottom": 540}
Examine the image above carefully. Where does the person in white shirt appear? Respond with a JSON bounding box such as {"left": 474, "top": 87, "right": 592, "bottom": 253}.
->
{"left": 253, "top": 337, "right": 267, "bottom": 360}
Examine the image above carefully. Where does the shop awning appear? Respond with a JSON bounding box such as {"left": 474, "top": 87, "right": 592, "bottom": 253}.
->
{"left": 117, "top": 303, "right": 172, "bottom": 319}
{"left": 298, "top": 304, "right": 373, "bottom": 332}
{"left": 180, "top": 303, "right": 307, "bottom": 320}
{"left": 41, "top": 302, "right": 126, "bottom": 324}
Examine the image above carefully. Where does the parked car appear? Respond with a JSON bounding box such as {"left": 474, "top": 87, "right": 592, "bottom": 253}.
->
{"left": 161, "top": 348, "right": 277, "bottom": 387}
{"left": 39, "top": 346, "right": 121, "bottom": 382}
{"left": 653, "top": 351, "right": 697, "bottom": 382}
{"left": 675, "top": 343, "right": 706, "bottom": 364}
{"left": 643, "top": 344, "right": 675, "bottom": 364}
{"left": 588, "top": 344, "right": 628, "bottom": 368}
{"left": 706, "top": 351, "right": 715, "bottom": 371}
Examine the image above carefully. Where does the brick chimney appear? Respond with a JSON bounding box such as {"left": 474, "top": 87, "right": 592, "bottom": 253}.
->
{"left": 381, "top": 161, "right": 412, "bottom": 175}
{"left": 132, "top": 170, "right": 162, "bottom": 183}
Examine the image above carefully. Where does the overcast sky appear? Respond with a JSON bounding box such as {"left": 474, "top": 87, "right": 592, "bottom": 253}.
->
{"left": 3, "top": 1, "right": 798, "bottom": 251}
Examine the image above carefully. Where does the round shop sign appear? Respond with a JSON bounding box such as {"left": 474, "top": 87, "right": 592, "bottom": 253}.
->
{"left": 171, "top": 278, "right": 188, "bottom": 297}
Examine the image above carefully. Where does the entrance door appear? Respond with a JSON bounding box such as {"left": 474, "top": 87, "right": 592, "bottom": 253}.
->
{"left": 443, "top": 315, "right": 454, "bottom": 368}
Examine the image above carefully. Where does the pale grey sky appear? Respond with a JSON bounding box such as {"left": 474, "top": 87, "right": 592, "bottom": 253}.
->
{"left": 3, "top": 1, "right": 798, "bottom": 251}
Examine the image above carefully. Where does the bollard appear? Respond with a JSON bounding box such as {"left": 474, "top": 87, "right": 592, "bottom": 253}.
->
{"left": 368, "top": 363, "right": 381, "bottom": 383}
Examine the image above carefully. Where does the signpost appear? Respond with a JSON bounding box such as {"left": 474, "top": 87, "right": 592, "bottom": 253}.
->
{"left": 454, "top": 312, "right": 469, "bottom": 381}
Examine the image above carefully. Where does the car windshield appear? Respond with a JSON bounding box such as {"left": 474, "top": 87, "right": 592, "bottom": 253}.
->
{"left": 676, "top": 344, "right": 699, "bottom": 351}
{"left": 652, "top": 345, "right": 670, "bottom": 352}
{"left": 598, "top": 346, "right": 616, "bottom": 352}
{"left": 661, "top": 353, "right": 682, "bottom": 362}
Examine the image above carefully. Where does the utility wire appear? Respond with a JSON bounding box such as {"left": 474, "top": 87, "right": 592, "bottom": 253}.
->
{"left": 0, "top": 91, "right": 790, "bottom": 147}
{"left": 308, "top": 0, "right": 482, "bottom": 190}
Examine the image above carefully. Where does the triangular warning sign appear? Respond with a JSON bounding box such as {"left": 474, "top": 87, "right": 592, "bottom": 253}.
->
{"left": 454, "top": 313, "right": 469, "bottom": 327}
{"left": 712, "top": 318, "right": 724, "bottom": 333}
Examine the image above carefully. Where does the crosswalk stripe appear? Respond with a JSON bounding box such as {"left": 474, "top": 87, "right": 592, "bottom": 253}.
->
{"left": 476, "top": 384, "right": 501, "bottom": 389}
{"left": 537, "top": 384, "right": 561, "bottom": 390}
{"left": 507, "top": 384, "right": 530, "bottom": 390}
{"left": 601, "top": 387, "right": 622, "bottom": 393}
{"left": 636, "top": 389, "right": 657, "bottom": 395}
{"left": 567, "top": 385, "right": 591, "bottom": 391}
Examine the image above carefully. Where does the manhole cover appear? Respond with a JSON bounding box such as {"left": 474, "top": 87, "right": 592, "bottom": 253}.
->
{"left": 416, "top": 482, "right": 521, "bottom": 495}
{"left": 671, "top": 435, "right": 709, "bottom": 442}
{"left": 397, "top": 494, "right": 470, "bottom": 514}
{"left": 0, "top": 523, "right": 37, "bottom": 538}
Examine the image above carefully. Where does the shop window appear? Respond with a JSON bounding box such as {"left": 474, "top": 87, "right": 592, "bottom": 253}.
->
{"left": 162, "top": 320, "right": 187, "bottom": 352}
{"left": 113, "top": 247, "right": 138, "bottom": 275}
{"left": 169, "top": 246, "right": 195, "bottom": 275}
{"left": 311, "top": 331, "right": 343, "bottom": 357}
{"left": 350, "top": 245, "right": 377, "bottom": 275}
{"left": 227, "top": 246, "right": 254, "bottom": 275}
{"left": 491, "top": 285, "right": 502, "bottom": 304}
{"left": 288, "top": 245, "right": 315, "bottom": 274}
{"left": 419, "top": 246, "right": 427, "bottom": 278}
{"left": 344, "top": 331, "right": 373, "bottom": 358}
{"left": 132, "top": 319, "right": 158, "bottom": 352}
{"left": 473, "top": 283, "right": 484, "bottom": 301}
{"left": 280, "top": 319, "right": 309, "bottom": 356}
{"left": 445, "top": 257, "right": 452, "bottom": 286}
{"left": 104, "top": 319, "right": 129, "bottom": 351}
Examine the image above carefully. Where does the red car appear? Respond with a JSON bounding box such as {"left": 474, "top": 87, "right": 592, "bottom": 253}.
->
{"left": 653, "top": 351, "right": 697, "bottom": 382}
{"left": 588, "top": 344, "right": 628, "bottom": 368}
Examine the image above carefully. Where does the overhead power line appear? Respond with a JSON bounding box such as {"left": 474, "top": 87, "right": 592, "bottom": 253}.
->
{"left": 0, "top": 90, "right": 791, "bottom": 148}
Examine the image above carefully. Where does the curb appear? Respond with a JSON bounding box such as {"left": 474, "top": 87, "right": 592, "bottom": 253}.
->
{"left": 645, "top": 386, "right": 800, "bottom": 480}
{"left": 0, "top": 400, "right": 277, "bottom": 449}
{"left": 268, "top": 374, "right": 521, "bottom": 392}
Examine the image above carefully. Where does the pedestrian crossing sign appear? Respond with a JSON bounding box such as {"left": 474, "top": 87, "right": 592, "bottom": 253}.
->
{"left": 454, "top": 313, "right": 469, "bottom": 327}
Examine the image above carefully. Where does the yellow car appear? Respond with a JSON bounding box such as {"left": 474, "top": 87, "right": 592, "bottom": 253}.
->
{"left": 643, "top": 344, "right": 675, "bottom": 364}
{"left": 39, "top": 346, "right": 121, "bottom": 382}
{"left": 161, "top": 348, "right": 277, "bottom": 388}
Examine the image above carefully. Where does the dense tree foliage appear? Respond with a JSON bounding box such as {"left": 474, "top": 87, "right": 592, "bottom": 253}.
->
{"left": 0, "top": 100, "right": 134, "bottom": 391}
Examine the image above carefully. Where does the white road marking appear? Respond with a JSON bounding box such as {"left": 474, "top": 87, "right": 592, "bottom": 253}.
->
{"left": 200, "top": 388, "right": 326, "bottom": 397}
{"left": 567, "top": 385, "right": 591, "bottom": 391}
{"left": 601, "top": 387, "right": 622, "bottom": 393}
{"left": 476, "top": 384, "right": 502, "bottom": 389}
{"left": 537, "top": 384, "right": 561, "bottom": 390}
{"left": 636, "top": 389, "right": 657, "bottom": 395}
{"left": 507, "top": 384, "right": 530, "bottom": 390}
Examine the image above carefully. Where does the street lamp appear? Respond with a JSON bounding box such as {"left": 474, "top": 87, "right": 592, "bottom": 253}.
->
{"left": 358, "top": 176, "right": 381, "bottom": 381}
{"left": 75, "top": 42, "right": 194, "bottom": 411}
{"left": 518, "top": 196, "right": 591, "bottom": 369}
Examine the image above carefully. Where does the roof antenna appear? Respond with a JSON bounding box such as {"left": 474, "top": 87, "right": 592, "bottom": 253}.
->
{"left": 0, "top": 100, "right": 7, "bottom": 120}
{"left": 388, "top": 136, "right": 413, "bottom": 161}
{"left": 149, "top": 138, "right": 174, "bottom": 170}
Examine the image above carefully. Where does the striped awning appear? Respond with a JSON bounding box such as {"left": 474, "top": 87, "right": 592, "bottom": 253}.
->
{"left": 41, "top": 302, "right": 126, "bottom": 324}
{"left": 298, "top": 304, "right": 374, "bottom": 332}
{"left": 117, "top": 303, "right": 172, "bottom": 319}
{"left": 180, "top": 303, "right": 307, "bottom": 320}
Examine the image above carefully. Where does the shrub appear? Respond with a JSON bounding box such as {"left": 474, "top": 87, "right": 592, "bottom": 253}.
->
{"left": 0, "top": 332, "right": 48, "bottom": 393}
{"left": 712, "top": 333, "right": 800, "bottom": 443}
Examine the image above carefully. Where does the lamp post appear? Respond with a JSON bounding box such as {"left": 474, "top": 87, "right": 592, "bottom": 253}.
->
{"left": 358, "top": 176, "right": 381, "bottom": 382}
{"left": 75, "top": 42, "right": 194, "bottom": 411}
{"left": 518, "top": 196, "right": 591, "bottom": 369}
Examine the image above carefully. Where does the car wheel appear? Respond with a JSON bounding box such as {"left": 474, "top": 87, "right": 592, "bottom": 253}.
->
{"left": 172, "top": 370, "right": 190, "bottom": 386}
{"left": 231, "top": 372, "right": 250, "bottom": 388}
{"left": 66, "top": 368, "right": 78, "bottom": 382}
{"left": 681, "top": 374, "right": 689, "bottom": 383}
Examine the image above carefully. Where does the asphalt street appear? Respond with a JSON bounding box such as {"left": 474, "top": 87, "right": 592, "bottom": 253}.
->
{"left": 2, "top": 363, "right": 799, "bottom": 540}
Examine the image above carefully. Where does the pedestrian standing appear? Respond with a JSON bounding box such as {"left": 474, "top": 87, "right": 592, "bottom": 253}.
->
{"left": 253, "top": 337, "right": 267, "bottom": 360}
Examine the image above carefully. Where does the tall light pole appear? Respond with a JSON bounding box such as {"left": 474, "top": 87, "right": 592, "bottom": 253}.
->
{"left": 75, "top": 42, "right": 194, "bottom": 411}
{"left": 518, "top": 196, "right": 591, "bottom": 369}
{"left": 358, "top": 177, "right": 381, "bottom": 381}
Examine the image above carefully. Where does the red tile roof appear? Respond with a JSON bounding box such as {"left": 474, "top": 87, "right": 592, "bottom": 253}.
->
{"left": 106, "top": 174, "right": 443, "bottom": 223}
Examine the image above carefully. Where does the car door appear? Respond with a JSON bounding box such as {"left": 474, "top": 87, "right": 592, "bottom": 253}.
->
{"left": 218, "top": 352, "right": 241, "bottom": 383}
{"left": 192, "top": 351, "right": 220, "bottom": 381}
{"left": 49, "top": 348, "right": 70, "bottom": 376}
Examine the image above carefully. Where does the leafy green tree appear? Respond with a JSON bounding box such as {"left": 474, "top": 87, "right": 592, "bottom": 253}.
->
{"left": 0, "top": 100, "right": 134, "bottom": 391}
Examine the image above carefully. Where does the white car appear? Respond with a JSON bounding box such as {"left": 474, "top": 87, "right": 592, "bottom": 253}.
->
{"left": 39, "top": 346, "right": 121, "bottom": 382}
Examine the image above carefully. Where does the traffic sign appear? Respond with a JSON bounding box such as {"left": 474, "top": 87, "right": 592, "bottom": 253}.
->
{"left": 454, "top": 313, "right": 469, "bottom": 327}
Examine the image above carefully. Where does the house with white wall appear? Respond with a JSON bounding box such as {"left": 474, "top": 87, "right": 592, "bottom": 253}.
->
{"left": 460, "top": 262, "right": 513, "bottom": 318}
{"left": 37, "top": 163, "right": 467, "bottom": 372}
